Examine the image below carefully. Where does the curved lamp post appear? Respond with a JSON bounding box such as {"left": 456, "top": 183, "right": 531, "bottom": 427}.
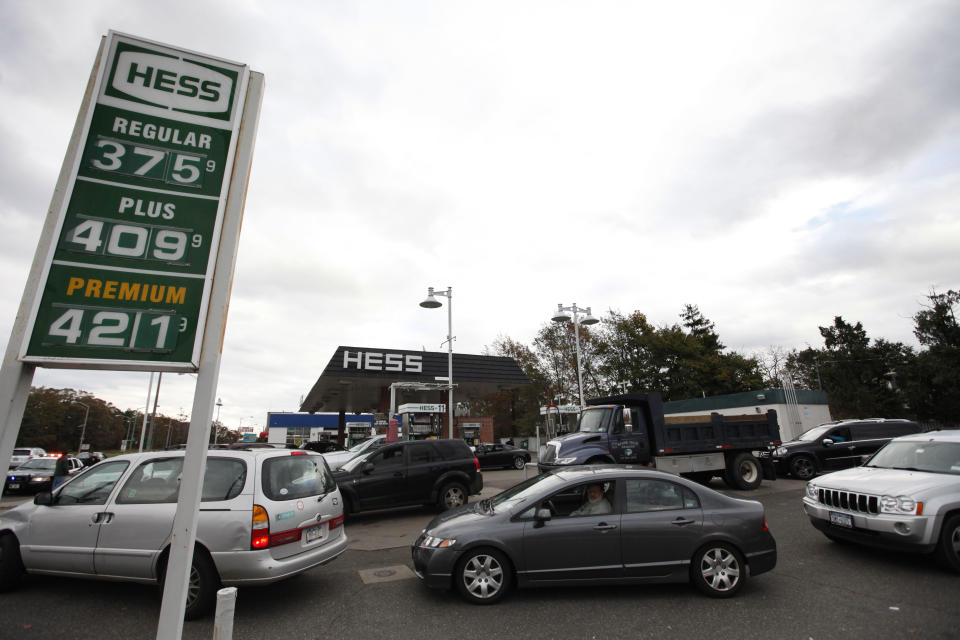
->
{"left": 551, "top": 303, "right": 600, "bottom": 408}
{"left": 420, "top": 286, "right": 454, "bottom": 439}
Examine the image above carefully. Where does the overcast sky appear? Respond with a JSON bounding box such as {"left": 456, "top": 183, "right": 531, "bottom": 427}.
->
{"left": 1, "top": 1, "right": 958, "bottom": 431}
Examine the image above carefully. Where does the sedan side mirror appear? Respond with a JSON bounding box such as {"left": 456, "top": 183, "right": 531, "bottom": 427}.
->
{"left": 533, "top": 507, "right": 552, "bottom": 528}
{"left": 34, "top": 491, "right": 53, "bottom": 506}
{"left": 362, "top": 461, "right": 375, "bottom": 474}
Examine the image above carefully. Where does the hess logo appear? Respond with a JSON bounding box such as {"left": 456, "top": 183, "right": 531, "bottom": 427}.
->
{"left": 110, "top": 51, "right": 232, "bottom": 114}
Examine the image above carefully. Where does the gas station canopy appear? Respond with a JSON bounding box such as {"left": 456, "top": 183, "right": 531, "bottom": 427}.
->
{"left": 299, "top": 346, "right": 530, "bottom": 414}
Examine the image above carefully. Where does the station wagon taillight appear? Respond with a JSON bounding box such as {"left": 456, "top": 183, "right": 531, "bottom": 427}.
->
{"left": 251, "top": 504, "right": 270, "bottom": 549}
{"left": 329, "top": 514, "right": 344, "bottom": 530}
{"left": 473, "top": 458, "right": 480, "bottom": 471}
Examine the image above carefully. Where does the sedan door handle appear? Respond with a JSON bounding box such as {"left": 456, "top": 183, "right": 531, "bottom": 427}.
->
{"left": 91, "top": 512, "right": 114, "bottom": 524}
{"left": 593, "top": 523, "right": 618, "bottom": 531}
{"left": 672, "top": 518, "right": 696, "bottom": 526}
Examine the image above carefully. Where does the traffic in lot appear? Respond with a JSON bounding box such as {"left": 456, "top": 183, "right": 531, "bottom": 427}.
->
{"left": 2, "top": 437, "right": 959, "bottom": 638}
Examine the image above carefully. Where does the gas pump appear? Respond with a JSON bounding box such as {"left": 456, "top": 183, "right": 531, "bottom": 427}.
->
{"left": 397, "top": 403, "right": 446, "bottom": 440}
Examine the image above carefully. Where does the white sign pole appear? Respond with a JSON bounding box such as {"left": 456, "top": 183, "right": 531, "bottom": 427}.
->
{"left": 155, "top": 70, "right": 263, "bottom": 640}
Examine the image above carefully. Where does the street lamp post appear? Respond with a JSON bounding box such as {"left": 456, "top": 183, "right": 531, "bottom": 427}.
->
{"left": 213, "top": 398, "right": 223, "bottom": 445}
{"left": 73, "top": 401, "right": 90, "bottom": 454}
{"left": 420, "top": 286, "right": 455, "bottom": 439}
{"left": 551, "top": 303, "right": 600, "bottom": 408}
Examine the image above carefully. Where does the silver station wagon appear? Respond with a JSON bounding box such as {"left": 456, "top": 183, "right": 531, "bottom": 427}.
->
{"left": 0, "top": 448, "right": 348, "bottom": 618}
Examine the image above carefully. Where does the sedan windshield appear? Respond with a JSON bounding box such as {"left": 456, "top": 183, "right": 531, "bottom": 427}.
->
{"left": 577, "top": 408, "right": 611, "bottom": 433}
{"left": 488, "top": 473, "right": 566, "bottom": 512}
{"left": 866, "top": 441, "right": 960, "bottom": 475}
{"left": 18, "top": 458, "right": 57, "bottom": 470}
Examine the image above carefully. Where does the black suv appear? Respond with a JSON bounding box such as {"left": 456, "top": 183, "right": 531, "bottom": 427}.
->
{"left": 770, "top": 419, "right": 921, "bottom": 480}
{"left": 332, "top": 439, "right": 482, "bottom": 515}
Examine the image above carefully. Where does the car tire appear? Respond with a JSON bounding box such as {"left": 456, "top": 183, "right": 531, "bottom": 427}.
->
{"left": 789, "top": 455, "right": 817, "bottom": 481}
{"left": 513, "top": 457, "right": 526, "bottom": 470}
{"left": 935, "top": 513, "right": 960, "bottom": 573}
{"left": 0, "top": 534, "right": 24, "bottom": 592}
{"left": 160, "top": 549, "right": 222, "bottom": 620}
{"left": 723, "top": 453, "right": 762, "bottom": 490}
{"left": 690, "top": 542, "right": 746, "bottom": 598}
{"left": 438, "top": 482, "right": 467, "bottom": 510}
{"left": 455, "top": 548, "right": 512, "bottom": 605}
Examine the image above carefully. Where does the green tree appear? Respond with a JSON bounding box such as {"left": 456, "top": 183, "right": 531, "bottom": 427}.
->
{"left": 907, "top": 289, "right": 960, "bottom": 424}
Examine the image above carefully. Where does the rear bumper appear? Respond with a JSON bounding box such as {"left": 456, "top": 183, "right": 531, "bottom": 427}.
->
{"left": 214, "top": 527, "right": 349, "bottom": 586}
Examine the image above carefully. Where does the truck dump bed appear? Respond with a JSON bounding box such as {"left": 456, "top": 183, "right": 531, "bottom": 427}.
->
{"left": 587, "top": 392, "right": 782, "bottom": 456}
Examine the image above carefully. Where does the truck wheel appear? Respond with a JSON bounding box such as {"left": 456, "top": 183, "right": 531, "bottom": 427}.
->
{"left": 723, "top": 453, "right": 762, "bottom": 490}
{"left": 690, "top": 542, "right": 745, "bottom": 598}
{"left": 0, "top": 534, "right": 24, "bottom": 591}
{"left": 455, "top": 548, "right": 512, "bottom": 605}
{"left": 438, "top": 483, "right": 467, "bottom": 510}
{"left": 789, "top": 455, "right": 817, "bottom": 480}
{"left": 935, "top": 514, "right": 960, "bottom": 573}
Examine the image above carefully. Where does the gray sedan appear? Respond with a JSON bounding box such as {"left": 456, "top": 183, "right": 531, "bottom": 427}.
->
{"left": 412, "top": 466, "right": 776, "bottom": 604}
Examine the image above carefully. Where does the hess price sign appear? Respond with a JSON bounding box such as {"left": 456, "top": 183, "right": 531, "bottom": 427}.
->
{"left": 20, "top": 32, "right": 250, "bottom": 371}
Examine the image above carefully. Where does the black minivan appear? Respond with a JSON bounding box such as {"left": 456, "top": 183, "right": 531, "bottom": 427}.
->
{"left": 770, "top": 419, "right": 922, "bottom": 480}
{"left": 332, "top": 439, "right": 483, "bottom": 515}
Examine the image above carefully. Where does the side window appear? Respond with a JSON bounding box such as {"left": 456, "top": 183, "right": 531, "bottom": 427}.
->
{"left": 118, "top": 457, "right": 249, "bottom": 504}
{"left": 409, "top": 444, "right": 439, "bottom": 464}
{"left": 117, "top": 458, "right": 182, "bottom": 504}
{"left": 56, "top": 460, "right": 129, "bottom": 505}
{"left": 625, "top": 479, "right": 698, "bottom": 513}
{"left": 828, "top": 427, "right": 851, "bottom": 443}
{"left": 371, "top": 446, "right": 405, "bottom": 469}
{"left": 202, "top": 459, "right": 248, "bottom": 501}
{"left": 546, "top": 481, "right": 616, "bottom": 518}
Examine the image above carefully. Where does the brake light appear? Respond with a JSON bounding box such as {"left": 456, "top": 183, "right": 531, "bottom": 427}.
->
{"left": 251, "top": 504, "right": 270, "bottom": 549}
{"left": 762, "top": 516, "right": 769, "bottom": 532}
{"left": 473, "top": 457, "right": 480, "bottom": 471}
{"left": 290, "top": 451, "right": 307, "bottom": 456}
{"left": 329, "top": 514, "right": 345, "bottom": 530}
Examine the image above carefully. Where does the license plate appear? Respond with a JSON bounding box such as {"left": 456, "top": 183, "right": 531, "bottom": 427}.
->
{"left": 304, "top": 524, "right": 325, "bottom": 543}
{"left": 8, "top": 483, "right": 19, "bottom": 489}
{"left": 829, "top": 512, "right": 853, "bottom": 528}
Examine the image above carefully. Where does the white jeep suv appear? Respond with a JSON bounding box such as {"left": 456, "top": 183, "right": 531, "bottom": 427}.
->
{"left": 802, "top": 430, "right": 960, "bottom": 572}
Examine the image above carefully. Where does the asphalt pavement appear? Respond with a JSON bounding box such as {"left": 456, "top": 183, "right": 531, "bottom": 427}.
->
{"left": 1, "top": 468, "right": 959, "bottom": 639}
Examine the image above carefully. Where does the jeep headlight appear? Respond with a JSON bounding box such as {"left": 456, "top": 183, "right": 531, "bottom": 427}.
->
{"left": 880, "top": 495, "right": 923, "bottom": 515}
{"left": 805, "top": 483, "right": 818, "bottom": 500}
{"left": 555, "top": 457, "right": 578, "bottom": 465}
{"left": 30, "top": 476, "right": 48, "bottom": 483}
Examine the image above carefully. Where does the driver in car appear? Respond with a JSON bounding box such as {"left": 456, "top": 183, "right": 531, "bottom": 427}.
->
{"left": 570, "top": 483, "right": 612, "bottom": 516}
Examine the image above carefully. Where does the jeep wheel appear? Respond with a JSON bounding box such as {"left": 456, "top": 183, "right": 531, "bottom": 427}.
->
{"left": 438, "top": 483, "right": 467, "bottom": 510}
{"left": 723, "top": 452, "right": 762, "bottom": 490}
{"left": 935, "top": 514, "right": 960, "bottom": 573}
{"left": 691, "top": 542, "right": 745, "bottom": 598}
{"left": 455, "top": 548, "right": 512, "bottom": 605}
{"left": 513, "top": 456, "right": 526, "bottom": 470}
{"left": 789, "top": 455, "right": 817, "bottom": 480}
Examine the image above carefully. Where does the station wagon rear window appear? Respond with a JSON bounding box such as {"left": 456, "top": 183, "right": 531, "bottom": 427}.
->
{"left": 261, "top": 455, "right": 335, "bottom": 501}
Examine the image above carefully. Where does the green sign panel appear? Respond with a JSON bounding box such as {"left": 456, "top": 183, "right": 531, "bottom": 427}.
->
{"left": 21, "top": 32, "right": 249, "bottom": 371}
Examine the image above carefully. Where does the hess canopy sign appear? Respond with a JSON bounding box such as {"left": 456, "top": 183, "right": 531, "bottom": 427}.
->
{"left": 20, "top": 33, "right": 249, "bottom": 371}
